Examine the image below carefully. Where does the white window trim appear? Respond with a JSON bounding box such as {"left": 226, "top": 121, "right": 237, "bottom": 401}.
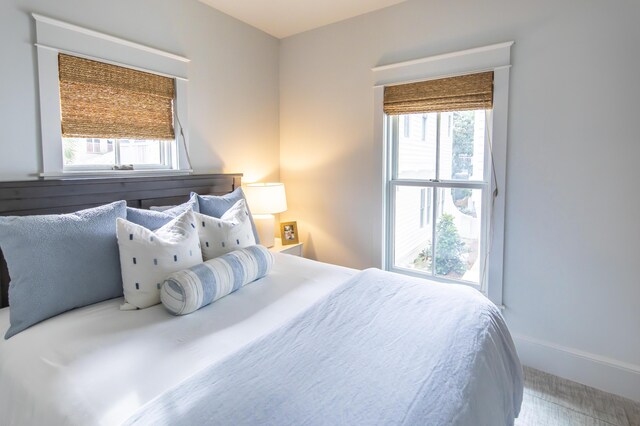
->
{"left": 372, "top": 42, "right": 513, "bottom": 306}
{"left": 33, "top": 13, "right": 192, "bottom": 178}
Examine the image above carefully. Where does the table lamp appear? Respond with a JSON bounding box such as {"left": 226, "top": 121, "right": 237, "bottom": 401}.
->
{"left": 243, "top": 183, "right": 287, "bottom": 248}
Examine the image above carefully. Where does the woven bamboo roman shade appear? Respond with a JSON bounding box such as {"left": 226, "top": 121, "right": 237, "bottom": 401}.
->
{"left": 384, "top": 71, "right": 494, "bottom": 115}
{"left": 58, "top": 54, "right": 175, "bottom": 140}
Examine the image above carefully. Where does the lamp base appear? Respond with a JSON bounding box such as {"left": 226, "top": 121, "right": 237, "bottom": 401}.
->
{"left": 253, "top": 214, "right": 275, "bottom": 248}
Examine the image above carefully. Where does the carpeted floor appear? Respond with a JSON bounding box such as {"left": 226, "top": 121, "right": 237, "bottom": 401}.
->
{"left": 515, "top": 367, "right": 640, "bottom": 426}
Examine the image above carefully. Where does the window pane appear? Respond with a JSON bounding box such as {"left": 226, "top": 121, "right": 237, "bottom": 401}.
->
{"left": 63, "top": 138, "right": 115, "bottom": 166}
{"left": 119, "top": 139, "right": 163, "bottom": 165}
{"left": 439, "top": 110, "right": 486, "bottom": 181}
{"left": 393, "top": 185, "right": 434, "bottom": 273}
{"left": 434, "top": 187, "right": 483, "bottom": 284}
{"left": 397, "top": 113, "right": 437, "bottom": 180}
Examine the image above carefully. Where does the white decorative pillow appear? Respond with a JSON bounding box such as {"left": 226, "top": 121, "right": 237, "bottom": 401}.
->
{"left": 196, "top": 199, "right": 256, "bottom": 260}
{"left": 116, "top": 210, "right": 203, "bottom": 310}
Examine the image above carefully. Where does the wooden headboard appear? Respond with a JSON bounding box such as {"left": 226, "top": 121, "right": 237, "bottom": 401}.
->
{"left": 0, "top": 173, "right": 242, "bottom": 308}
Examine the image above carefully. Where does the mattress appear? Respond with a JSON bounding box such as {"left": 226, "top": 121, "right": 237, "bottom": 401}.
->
{"left": 0, "top": 254, "right": 357, "bottom": 426}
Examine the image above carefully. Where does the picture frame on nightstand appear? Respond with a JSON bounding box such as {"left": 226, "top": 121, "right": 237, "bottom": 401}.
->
{"left": 279, "top": 221, "right": 299, "bottom": 245}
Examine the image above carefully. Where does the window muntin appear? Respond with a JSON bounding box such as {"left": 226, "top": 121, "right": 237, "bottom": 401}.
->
{"left": 388, "top": 110, "right": 489, "bottom": 286}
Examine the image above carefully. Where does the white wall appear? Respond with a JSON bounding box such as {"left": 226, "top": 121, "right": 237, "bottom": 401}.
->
{"left": 0, "top": 0, "right": 280, "bottom": 182}
{"left": 280, "top": 0, "right": 640, "bottom": 400}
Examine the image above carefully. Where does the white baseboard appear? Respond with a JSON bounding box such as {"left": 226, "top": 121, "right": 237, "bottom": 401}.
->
{"left": 513, "top": 334, "right": 640, "bottom": 402}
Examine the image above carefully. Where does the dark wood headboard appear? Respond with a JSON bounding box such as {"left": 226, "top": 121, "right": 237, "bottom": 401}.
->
{"left": 0, "top": 173, "right": 242, "bottom": 308}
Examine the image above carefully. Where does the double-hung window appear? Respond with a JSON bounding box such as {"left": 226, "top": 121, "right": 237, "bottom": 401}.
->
{"left": 375, "top": 42, "right": 512, "bottom": 304}
{"left": 385, "top": 71, "right": 496, "bottom": 290}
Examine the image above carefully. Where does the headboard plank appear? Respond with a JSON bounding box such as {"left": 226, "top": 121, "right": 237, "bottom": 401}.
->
{"left": 0, "top": 176, "right": 231, "bottom": 199}
{"left": 0, "top": 185, "right": 234, "bottom": 212}
{"left": 0, "top": 173, "right": 242, "bottom": 308}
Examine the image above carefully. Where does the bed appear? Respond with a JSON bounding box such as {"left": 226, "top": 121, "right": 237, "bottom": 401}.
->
{"left": 0, "top": 174, "right": 523, "bottom": 425}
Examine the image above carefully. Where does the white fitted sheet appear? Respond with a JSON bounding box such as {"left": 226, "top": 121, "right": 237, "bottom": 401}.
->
{"left": 0, "top": 254, "right": 357, "bottom": 426}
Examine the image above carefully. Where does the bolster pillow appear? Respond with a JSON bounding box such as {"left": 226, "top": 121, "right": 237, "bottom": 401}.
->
{"left": 160, "top": 245, "right": 274, "bottom": 315}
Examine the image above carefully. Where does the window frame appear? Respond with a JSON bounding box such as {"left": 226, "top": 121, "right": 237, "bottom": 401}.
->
{"left": 372, "top": 42, "right": 513, "bottom": 306}
{"left": 33, "top": 13, "right": 191, "bottom": 177}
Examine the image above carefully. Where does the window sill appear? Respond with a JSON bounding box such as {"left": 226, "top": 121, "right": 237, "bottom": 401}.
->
{"left": 40, "top": 169, "right": 193, "bottom": 179}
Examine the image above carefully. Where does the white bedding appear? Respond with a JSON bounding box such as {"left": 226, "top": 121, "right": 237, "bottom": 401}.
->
{"left": 126, "top": 268, "right": 523, "bottom": 426}
{"left": 0, "top": 254, "right": 357, "bottom": 426}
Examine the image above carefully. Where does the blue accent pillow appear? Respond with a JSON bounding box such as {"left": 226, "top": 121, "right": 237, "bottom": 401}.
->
{"left": 127, "top": 194, "right": 200, "bottom": 230}
{"left": 126, "top": 208, "right": 174, "bottom": 231}
{"left": 0, "top": 201, "right": 127, "bottom": 338}
{"left": 159, "top": 194, "right": 200, "bottom": 216}
{"left": 160, "top": 245, "right": 274, "bottom": 315}
{"left": 193, "top": 188, "right": 260, "bottom": 244}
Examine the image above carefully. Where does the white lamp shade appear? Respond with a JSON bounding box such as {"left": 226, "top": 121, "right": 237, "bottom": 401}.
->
{"left": 243, "top": 183, "right": 287, "bottom": 214}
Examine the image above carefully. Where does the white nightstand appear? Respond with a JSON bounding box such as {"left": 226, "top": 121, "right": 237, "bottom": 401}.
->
{"left": 269, "top": 238, "right": 304, "bottom": 257}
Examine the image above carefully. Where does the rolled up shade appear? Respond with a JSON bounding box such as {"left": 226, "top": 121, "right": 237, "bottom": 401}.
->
{"left": 384, "top": 71, "right": 494, "bottom": 115}
{"left": 58, "top": 53, "right": 175, "bottom": 140}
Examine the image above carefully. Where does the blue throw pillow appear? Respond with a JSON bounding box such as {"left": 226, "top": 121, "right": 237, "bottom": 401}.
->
{"left": 160, "top": 245, "right": 274, "bottom": 315}
{"left": 126, "top": 208, "right": 174, "bottom": 231}
{"left": 0, "top": 201, "right": 127, "bottom": 338}
{"left": 127, "top": 194, "right": 200, "bottom": 230}
{"left": 193, "top": 188, "right": 260, "bottom": 244}
{"left": 160, "top": 194, "right": 200, "bottom": 216}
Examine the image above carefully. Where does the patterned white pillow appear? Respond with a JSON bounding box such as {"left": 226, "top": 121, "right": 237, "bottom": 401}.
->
{"left": 196, "top": 199, "right": 256, "bottom": 260}
{"left": 116, "top": 210, "right": 203, "bottom": 310}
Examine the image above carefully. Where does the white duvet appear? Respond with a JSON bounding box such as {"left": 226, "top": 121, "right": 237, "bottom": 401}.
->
{"left": 0, "top": 254, "right": 356, "bottom": 426}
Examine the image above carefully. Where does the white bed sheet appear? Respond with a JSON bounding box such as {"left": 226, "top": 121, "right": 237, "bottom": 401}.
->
{"left": 0, "top": 254, "right": 357, "bottom": 426}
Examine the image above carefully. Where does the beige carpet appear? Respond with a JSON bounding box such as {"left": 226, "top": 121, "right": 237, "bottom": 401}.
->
{"left": 516, "top": 367, "right": 640, "bottom": 426}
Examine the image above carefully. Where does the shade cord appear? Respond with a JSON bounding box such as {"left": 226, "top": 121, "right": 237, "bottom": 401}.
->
{"left": 174, "top": 101, "right": 193, "bottom": 170}
{"left": 480, "top": 109, "right": 499, "bottom": 295}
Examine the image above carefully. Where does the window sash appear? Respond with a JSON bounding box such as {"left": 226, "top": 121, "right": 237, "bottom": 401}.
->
{"left": 62, "top": 139, "right": 173, "bottom": 171}
{"left": 387, "top": 181, "right": 488, "bottom": 286}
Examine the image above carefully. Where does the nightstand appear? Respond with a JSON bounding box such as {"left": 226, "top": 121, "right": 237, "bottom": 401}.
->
{"left": 269, "top": 238, "right": 303, "bottom": 257}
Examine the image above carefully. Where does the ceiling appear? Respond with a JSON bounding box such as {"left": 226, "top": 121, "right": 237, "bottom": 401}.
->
{"left": 198, "top": 0, "right": 409, "bottom": 39}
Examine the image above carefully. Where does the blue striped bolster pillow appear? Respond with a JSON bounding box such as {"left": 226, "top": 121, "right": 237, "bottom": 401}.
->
{"left": 160, "top": 245, "right": 274, "bottom": 315}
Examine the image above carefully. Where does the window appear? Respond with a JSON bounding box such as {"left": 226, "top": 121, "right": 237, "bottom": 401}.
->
{"left": 33, "top": 13, "right": 191, "bottom": 177}
{"left": 388, "top": 110, "right": 489, "bottom": 286}
{"left": 58, "top": 54, "right": 175, "bottom": 171}
{"left": 374, "top": 42, "right": 511, "bottom": 304}
{"left": 385, "top": 71, "right": 493, "bottom": 287}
